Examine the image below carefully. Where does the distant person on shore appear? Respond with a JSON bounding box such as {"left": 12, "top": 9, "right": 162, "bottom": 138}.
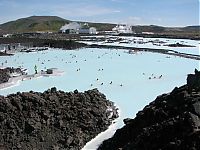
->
{"left": 34, "top": 65, "right": 38, "bottom": 74}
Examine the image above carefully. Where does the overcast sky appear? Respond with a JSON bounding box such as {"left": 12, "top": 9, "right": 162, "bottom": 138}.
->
{"left": 0, "top": 0, "right": 199, "bottom": 26}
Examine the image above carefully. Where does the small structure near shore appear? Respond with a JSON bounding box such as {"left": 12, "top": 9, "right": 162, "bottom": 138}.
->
{"left": 46, "top": 68, "right": 58, "bottom": 74}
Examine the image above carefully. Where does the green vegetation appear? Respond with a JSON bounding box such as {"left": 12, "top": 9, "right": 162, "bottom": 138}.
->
{"left": 0, "top": 16, "right": 69, "bottom": 33}
{"left": 0, "top": 16, "right": 115, "bottom": 33}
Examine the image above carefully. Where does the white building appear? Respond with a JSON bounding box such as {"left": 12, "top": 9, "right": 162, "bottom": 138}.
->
{"left": 112, "top": 24, "right": 133, "bottom": 34}
{"left": 60, "top": 22, "right": 97, "bottom": 34}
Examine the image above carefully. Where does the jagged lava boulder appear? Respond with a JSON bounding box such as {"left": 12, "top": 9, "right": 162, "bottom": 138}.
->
{"left": 98, "top": 69, "right": 200, "bottom": 150}
{"left": 0, "top": 67, "right": 24, "bottom": 84}
{"left": 187, "top": 69, "right": 200, "bottom": 91}
{"left": 0, "top": 88, "right": 118, "bottom": 150}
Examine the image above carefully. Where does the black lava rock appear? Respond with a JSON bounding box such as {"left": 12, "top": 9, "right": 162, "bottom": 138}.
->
{"left": 0, "top": 88, "right": 118, "bottom": 150}
{"left": 0, "top": 67, "right": 24, "bottom": 84}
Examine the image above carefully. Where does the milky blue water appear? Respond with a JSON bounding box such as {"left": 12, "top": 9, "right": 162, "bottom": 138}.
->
{"left": 0, "top": 48, "right": 198, "bottom": 121}
{"left": 0, "top": 47, "right": 199, "bottom": 149}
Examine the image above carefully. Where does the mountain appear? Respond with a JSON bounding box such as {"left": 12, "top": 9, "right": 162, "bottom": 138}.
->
{"left": 0, "top": 16, "right": 115, "bottom": 34}
{"left": 0, "top": 16, "right": 70, "bottom": 33}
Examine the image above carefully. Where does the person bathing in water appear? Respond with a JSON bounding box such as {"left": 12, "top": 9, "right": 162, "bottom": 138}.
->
{"left": 34, "top": 65, "right": 38, "bottom": 74}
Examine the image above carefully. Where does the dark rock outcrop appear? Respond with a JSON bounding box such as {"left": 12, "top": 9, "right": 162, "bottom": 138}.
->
{"left": 98, "top": 69, "right": 200, "bottom": 150}
{"left": 0, "top": 52, "right": 13, "bottom": 56}
{"left": 0, "top": 69, "right": 10, "bottom": 84}
{"left": 0, "top": 67, "right": 24, "bottom": 84}
{"left": 165, "top": 42, "right": 195, "bottom": 47}
{"left": 187, "top": 69, "right": 200, "bottom": 91}
{"left": 0, "top": 88, "right": 118, "bottom": 150}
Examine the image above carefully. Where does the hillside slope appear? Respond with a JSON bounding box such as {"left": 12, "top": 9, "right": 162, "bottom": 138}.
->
{"left": 0, "top": 16, "right": 69, "bottom": 33}
{"left": 0, "top": 16, "right": 115, "bottom": 33}
{"left": 0, "top": 16, "right": 199, "bottom": 39}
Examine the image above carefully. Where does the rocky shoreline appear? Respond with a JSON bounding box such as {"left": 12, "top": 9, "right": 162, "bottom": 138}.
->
{"left": 0, "top": 67, "right": 25, "bottom": 84}
{"left": 0, "top": 68, "right": 64, "bottom": 90}
{"left": 0, "top": 52, "right": 13, "bottom": 56}
{"left": 165, "top": 42, "right": 195, "bottom": 47}
{"left": 0, "top": 88, "right": 118, "bottom": 150}
{"left": 98, "top": 69, "right": 200, "bottom": 150}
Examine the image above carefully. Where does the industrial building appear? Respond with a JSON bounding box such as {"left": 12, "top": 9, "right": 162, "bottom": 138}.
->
{"left": 60, "top": 22, "right": 97, "bottom": 34}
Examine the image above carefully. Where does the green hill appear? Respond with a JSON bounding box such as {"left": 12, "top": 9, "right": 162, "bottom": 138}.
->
{"left": 0, "top": 16, "right": 69, "bottom": 33}
{"left": 0, "top": 16, "right": 115, "bottom": 33}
